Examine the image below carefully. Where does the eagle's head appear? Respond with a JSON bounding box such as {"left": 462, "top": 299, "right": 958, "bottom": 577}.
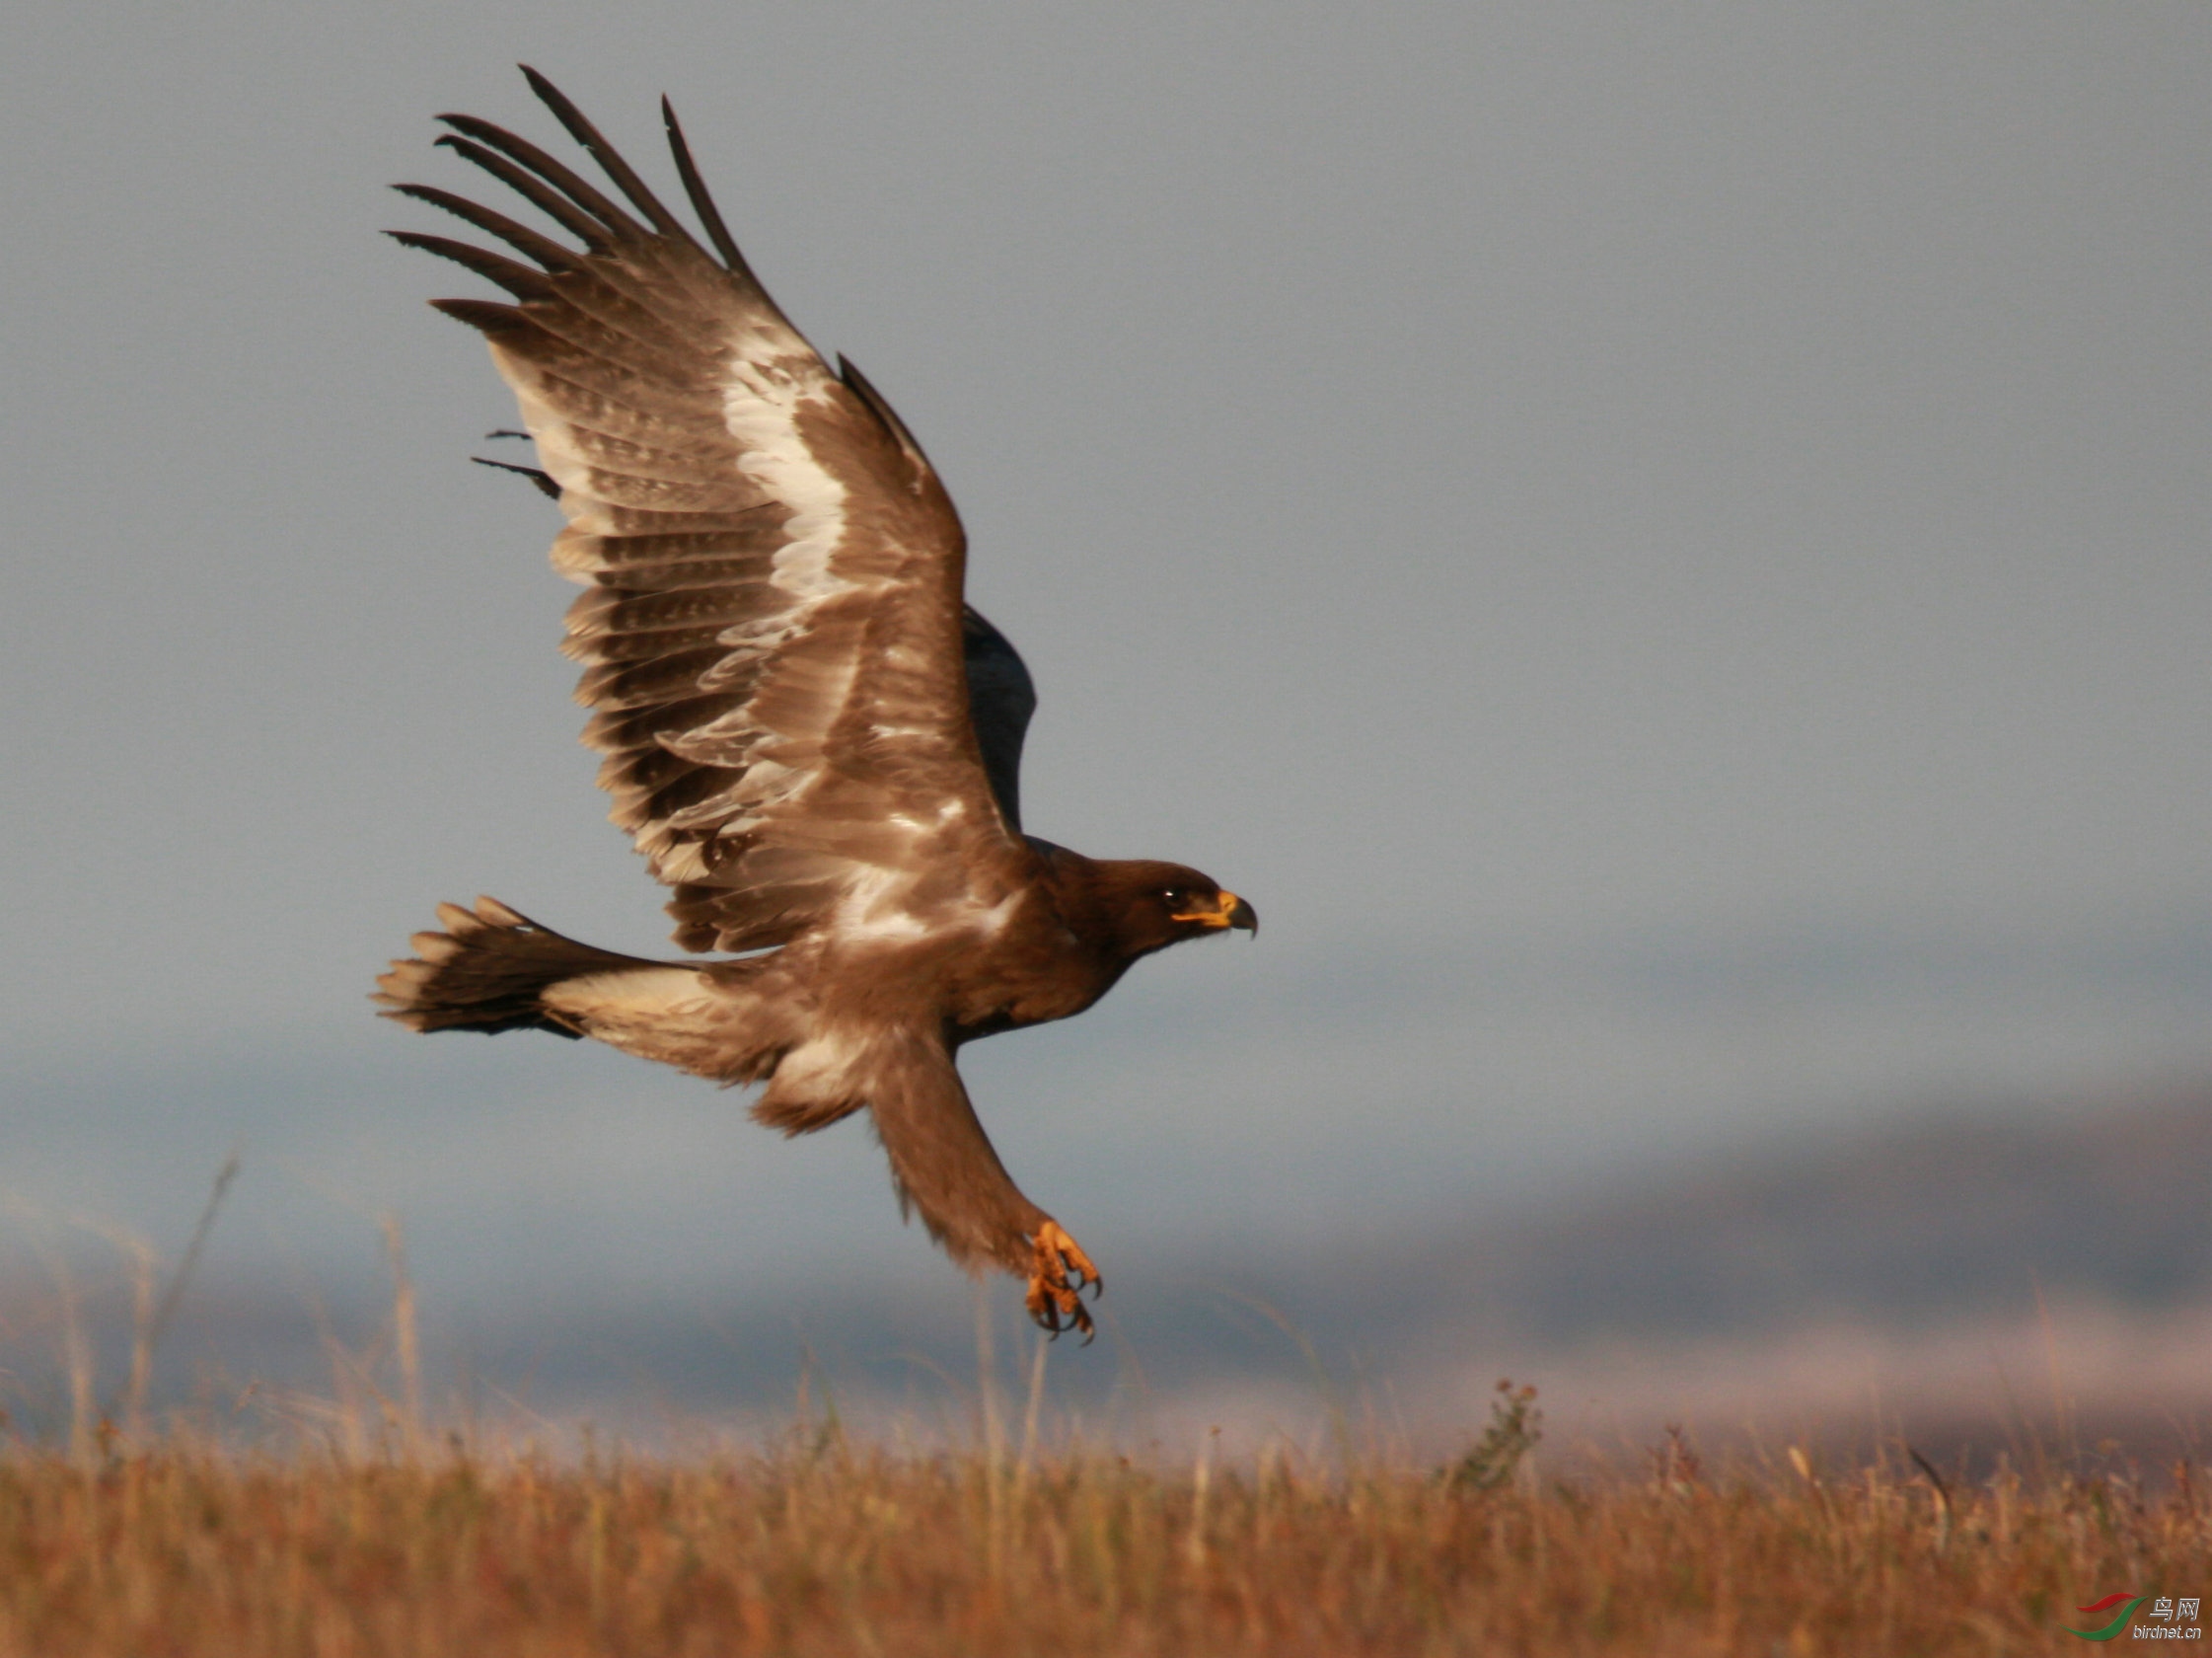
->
{"left": 1093, "top": 859, "right": 1257, "bottom": 959}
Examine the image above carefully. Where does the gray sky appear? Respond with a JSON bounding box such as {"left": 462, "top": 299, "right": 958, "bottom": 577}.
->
{"left": 2, "top": 5, "right": 2208, "bottom": 1335}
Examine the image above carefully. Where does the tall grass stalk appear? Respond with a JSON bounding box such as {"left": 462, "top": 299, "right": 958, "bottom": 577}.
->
{"left": 379, "top": 1211, "right": 423, "bottom": 1449}
{"left": 1016, "top": 1328, "right": 1049, "bottom": 1492}
{"left": 106, "top": 1230, "right": 157, "bottom": 1443}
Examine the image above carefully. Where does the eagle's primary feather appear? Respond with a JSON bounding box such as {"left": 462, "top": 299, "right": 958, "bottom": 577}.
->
{"left": 375, "top": 69, "right": 1255, "bottom": 1336}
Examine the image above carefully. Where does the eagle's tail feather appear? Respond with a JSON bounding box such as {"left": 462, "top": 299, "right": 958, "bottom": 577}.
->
{"left": 375, "top": 896, "right": 661, "bottom": 1037}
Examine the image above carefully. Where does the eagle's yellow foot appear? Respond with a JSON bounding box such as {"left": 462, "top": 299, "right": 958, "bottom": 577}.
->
{"left": 1025, "top": 1221, "right": 1102, "bottom": 1340}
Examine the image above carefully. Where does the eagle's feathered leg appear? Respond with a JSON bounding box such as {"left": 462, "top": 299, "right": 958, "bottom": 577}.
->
{"left": 790, "top": 1026, "right": 1100, "bottom": 1337}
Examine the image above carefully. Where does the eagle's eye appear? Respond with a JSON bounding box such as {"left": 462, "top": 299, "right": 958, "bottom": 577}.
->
{"left": 1161, "top": 887, "right": 1190, "bottom": 912}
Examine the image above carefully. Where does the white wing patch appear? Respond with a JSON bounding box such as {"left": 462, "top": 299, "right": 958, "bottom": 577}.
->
{"left": 834, "top": 867, "right": 935, "bottom": 943}
{"left": 723, "top": 348, "right": 850, "bottom": 606}
{"left": 630, "top": 348, "right": 867, "bottom": 858}
{"left": 830, "top": 862, "right": 1020, "bottom": 947}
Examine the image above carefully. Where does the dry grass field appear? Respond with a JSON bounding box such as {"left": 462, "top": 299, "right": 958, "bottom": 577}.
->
{"left": 0, "top": 1414, "right": 2205, "bottom": 1657}
{"left": 6, "top": 1169, "right": 2208, "bottom": 1654}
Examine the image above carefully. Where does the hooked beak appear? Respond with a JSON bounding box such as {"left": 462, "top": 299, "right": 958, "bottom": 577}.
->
{"left": 1175, "top": 890, "right": 1259, "bottom": 937}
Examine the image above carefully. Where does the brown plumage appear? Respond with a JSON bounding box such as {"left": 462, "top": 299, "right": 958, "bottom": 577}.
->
{"left": 374, "top": 70, "right": 1255, "bottom": 1336}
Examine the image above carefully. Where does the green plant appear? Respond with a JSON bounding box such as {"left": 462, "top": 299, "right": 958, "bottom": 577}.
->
{"left": 1448, "top": 1378, "right": 1543, "bottom": 1492}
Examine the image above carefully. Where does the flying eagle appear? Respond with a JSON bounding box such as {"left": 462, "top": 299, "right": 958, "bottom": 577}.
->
{"left": 374, "top": 70, "right": 1255, "bottom": 1337}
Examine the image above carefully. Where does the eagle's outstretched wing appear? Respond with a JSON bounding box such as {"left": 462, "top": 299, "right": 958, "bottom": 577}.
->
{"left": 394, "top": 69, "right": 1029, "bottom": 952}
